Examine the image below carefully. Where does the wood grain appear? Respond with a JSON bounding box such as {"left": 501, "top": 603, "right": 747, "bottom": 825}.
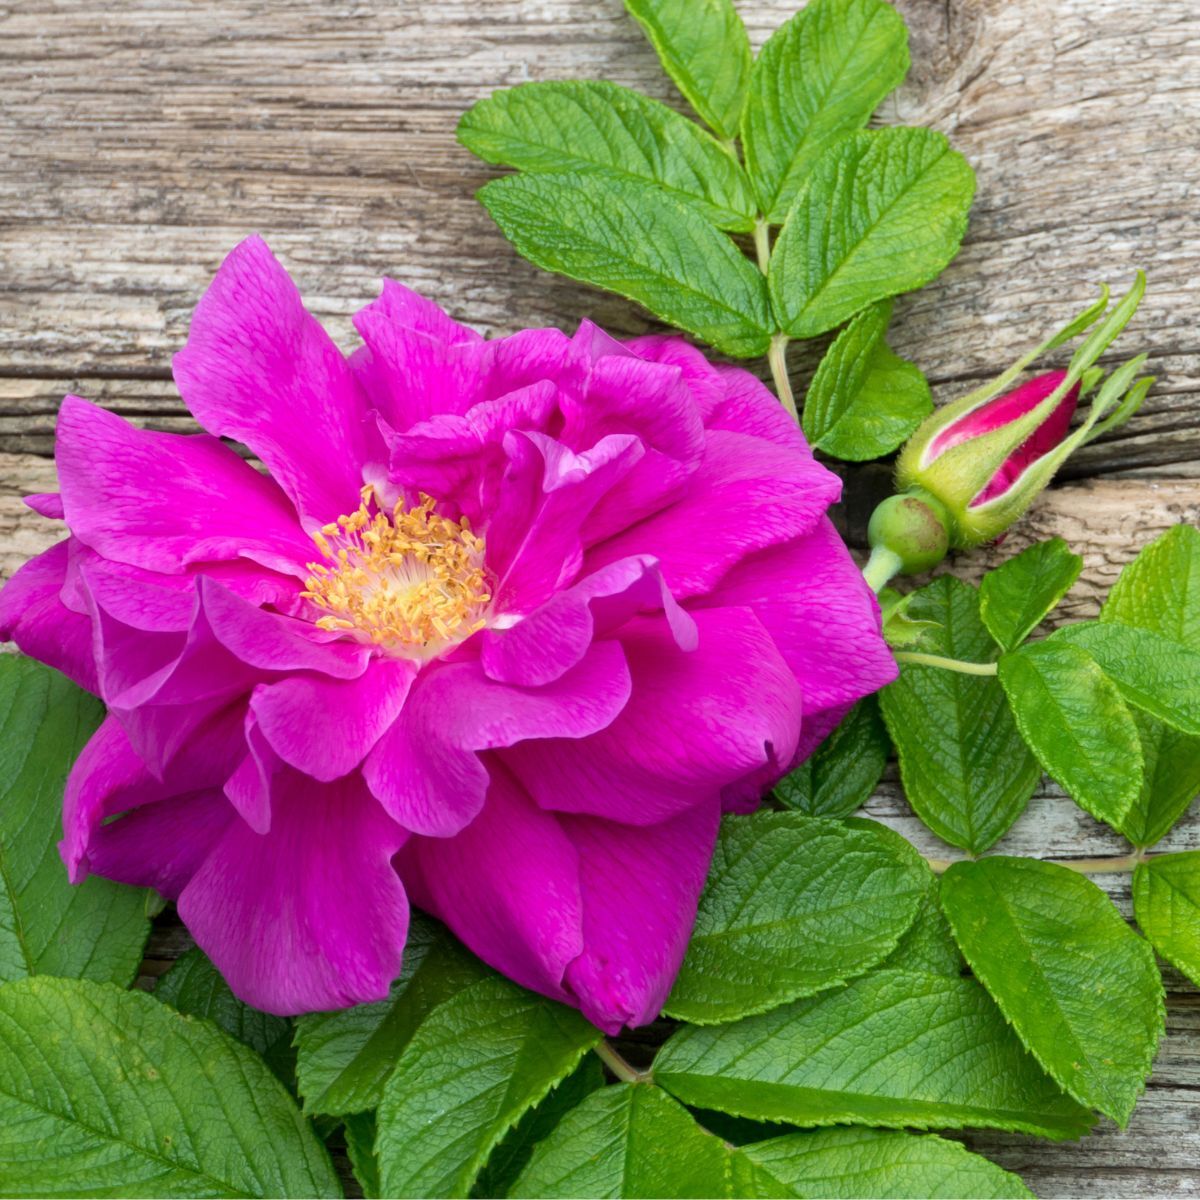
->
{"left": 1, "top": 0, "right": 1198, "bottom": 1194}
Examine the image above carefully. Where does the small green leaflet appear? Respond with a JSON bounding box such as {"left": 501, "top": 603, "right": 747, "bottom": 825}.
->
{"left": 0, "top": 977, "right": 340, "bottom": 1198}
{"left": 655, "top": 968, "right": 1095, "bottom": 1139}
{"left": 514, "top": 1084, "right": 730, "bottom": 1199}
{"left": 979, "top": 537, "right": 1083, "bottom": 652}
{"left": 879, "top": 588, "right": 941, "bottom": 649}
{"left": 769, "top": 128, "right": 975, "bottom": 339}
{"left": 1103, "top": 524, "right": 1200, "bottom": 648}
{"left": 1133, "top": 852, "right": 1200, "bottom": 988}
{"left": 997, "top": 639, "right": 1142, "bottom": 828}
{"left": 623, "top": 0, "right": 752, "bottom": 141}
{"left": 457, "top": 81, "right": 757, "bottom": 232}
{"left": 878, "top": 577, "right": 1039, "bottom": 853}
{"left": 473, "top": 1055, "right": 606, "bottom": 1200}
{"left": 375, "top": 974, "right": 600, "bottom": 1198}
{"left": 0, "top": 656, "right": 150, "bottom": 986}
{"left": 726, "top": 1127, "right": 1032, "bottom": 1199}
{"left": 1100, "top": 526, "right": 1200, "bottom": 844}
{"left": 801, "top": 299, "right": 932, "bottom": 461}
{"left": 155, "top": 946, "right": 295, "bottom": 1085}
{"left": 773, "top": 698, "right": 890, "bottom": 818}
{"left": 343, "top": 1112, "right": 381, "bottom": 1200}
{"left": 743, "top": 0, "right": 911, "bottom": 222}
{"left": 941, "top": 857, "right": 1164, "bottom": 1127}
{"left": 479, "top": 172, "right": 772, "bottom": 358}
{"left": 665, "top": 812, "right": 930, "bottom": 1023}
{"left": 515, "top": 1085, "right": 1031, "bottom": 1199}
{"left": 294, "top": 912, "right": 491, "bottom": 1117}
{"left": 1053, "top": 621, "right": 1200, "bottom": 736}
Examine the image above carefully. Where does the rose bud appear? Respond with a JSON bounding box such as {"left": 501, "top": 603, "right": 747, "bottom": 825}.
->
{"left": 864, "top": 273, "right": 1152, "bottom": 589}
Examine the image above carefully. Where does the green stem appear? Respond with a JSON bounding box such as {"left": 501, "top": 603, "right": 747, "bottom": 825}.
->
{"left": 768, "top": 333, "right": 797, "bottom": 421}
{"left": 594, "top": 1039, "right": 651, "bottom": 1084}
{"left": 753, "top": 217, "right": 771, "bottom": 273}
{"left": 862, "top": 545, "right": 903, "bottom": 593}
{"left": 894, "top": 651, "right": 999, "bottom": 676}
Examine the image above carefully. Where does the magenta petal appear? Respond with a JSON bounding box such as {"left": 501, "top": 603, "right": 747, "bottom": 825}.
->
{"left": 586, "top": 430, "right": 841, "bottom": 598}
{"left": 364, "top": 642, "right": 631, "bottom": 837}
{"left": 198, "top": 576, "right": 370, "bottom": 679}
{"left": 178, "top": 770, "right": 409, "bottom": 1015}
{"left": 25, "top": 492, "right": 64, "bottom": 519}
{"left": 252, "top": 657, "right": 416, "bottom": 782}
{"left": 697, "top": 519, "right": 897, "bottom": 735}
{"left": 223, "top": 712, "right": 279, "bottom": 834}
{"left": 504, "top": 609, "right": 803, "bottom": 826}
{"left": 401, "top": 763, "right": 583, "bottom": 1001}
{"left": 562, "top": 798, "right": 721, "bottom": 1032}
{"left": 0, "top": 541, "right": 98, "bottom": 693}
{"left": 708, "top": 363, "right": 817, "bottom": 453}
{"left": 173, "top": 236, "right": 376, "bottom": 526}
{"left": 481, "top": 555, "right": 696, "bottom": 687}
{"left": 56, "top": 396, "right": 311, "bottom": 576}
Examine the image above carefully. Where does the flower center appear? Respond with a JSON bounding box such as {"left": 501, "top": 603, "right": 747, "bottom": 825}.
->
{"left": 302, "top": 487, "right": 491, "bottom": 661}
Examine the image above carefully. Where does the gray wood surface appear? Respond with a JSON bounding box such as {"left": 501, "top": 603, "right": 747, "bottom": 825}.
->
{"left": 1, "top": 0, "right": 1198, "bottom": 1194}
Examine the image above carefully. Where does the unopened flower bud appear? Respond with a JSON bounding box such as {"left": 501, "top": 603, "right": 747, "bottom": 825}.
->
{"left": 867, "top": 490, "right": 950, "bottom": 575}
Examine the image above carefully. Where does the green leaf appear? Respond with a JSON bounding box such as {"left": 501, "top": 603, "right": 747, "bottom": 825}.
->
{"left": 1133, "top": 852, "right": 1200, "bottom": 988}
{"left": 773, "top": 698, "right": 890, "bottom": 818}
{"left": 941, "top": 857, "right": 1164, "bottom": 1126}
{"left": 623, "top": 0, "right": 752, "bottom": 140}
{"left": 882, "top": 890, "right": 966, "bottom": 977}
{"left": 0, "top": 976, "right": 340, "bottom": 1198}
{"left": 155, "top": 946, "right": 295, "bottom": 1085}
{"left": 457, "top": 81, "right": 756, "bottom": 231}
{"left": 878, "top": 577, "right": 1040, "bottom": 853}
{"left": 1052, "top": 621, "right": 1200, "bottom": 736}
{"left": 801, "top": 299, "right": 932, "bottom": 460}
{"left": 727, "top": 1127, "right": 1032, "bottom": 1199}
{"left": 1101, "top": 525, "right": 1200, "bottom": 844}
{"left": 979, "top": 538, "right": 1083, "bottom": 652}
{"left": 375, "top": 975, "right": 600, "bottom": 1198}
{"left": 879, "top": 587, "right": 941, "bottom": 649}
{"left": 514, "top": 1083, "right": 730, "bottom": 1199}
{"left": 343, "top": 1112, "right": 381, "bottom": 1200}
{"left": 473, "top": 1054, "right": 605, "bottom": 1199}
{"left": 666, "top": 812, "right": 930, "bottom": 1023}
{"left": 0, "top": 657, "right": 150, "bottom": 986}
{"left": 654, "top": 968, "right": 1095, "bottom": 1139}
{"left": 480, "top": 172, "right": 772, "bottom": 357}
{"left": 743, "top": 0, "right": 911, "bottom": 222}
{"left": 997, "top": 639, "right": 1142, "bottom": 827}
{"left": 295, "top": 913, "right": 491, "bottom": 1117}
{"left": 769, "top": 128, "right": 975, "bottom": 339}
{"left": 1103, "top": 524, "right": 1200, "bottom": 649}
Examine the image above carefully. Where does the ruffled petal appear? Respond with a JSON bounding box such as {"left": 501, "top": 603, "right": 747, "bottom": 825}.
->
{"left": 694, "top": 519, "right": 897, "bottom": 750}
{"left": 0, "top": 541, "right": 98, "bottom": 693}
{"left": 562, "top": 797, "right": 721, "bottom": 1033}
{"left": 251, "top": 656, "right": 416, "bottom": 782}
{"left": 585, "top": 430, "right": 841, "bottom": 598}
{"left": 363, "top": 641, "right": 631, "bottom": 837}
{"left": 173, "top": 236, "right": 377, "bottom": 526}
{"left": 503, "top": 608, "right": 802, "bottom": 825}
{"left": 178, "top": 770, "right": 409, "bottom": 1015}
{"left": 400, "top": 763, "right": 583, "bottom": 1001}
{"left": 56, "top": 396, "right": 311, "bottom": 576}
{"left": 480, "top": 555, "right": 696, "bottom": 688}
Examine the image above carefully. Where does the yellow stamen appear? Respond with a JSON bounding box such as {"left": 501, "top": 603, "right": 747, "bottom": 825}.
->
{"left": 303, "top": 488, "right": 491, "bottom": 662}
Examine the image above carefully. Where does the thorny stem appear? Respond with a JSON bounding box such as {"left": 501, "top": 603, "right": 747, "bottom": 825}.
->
{"left": 862, "top": 545, "right": 904, "bottom": 593}
{"left": 926, "top": 851, "right": 1150, "bottom": 875}
{"left": 768, "top": 333, "right": 798, "bottom": 421}
{"left": 894, "top": 650, "right": 999, "bottom": 676}
{"left": 594, "top": 1039, "right": 652, "bottom": 1084}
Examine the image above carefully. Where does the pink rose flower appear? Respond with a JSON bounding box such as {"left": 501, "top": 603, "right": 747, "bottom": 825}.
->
{"left": 0, "top": 238, "right": 895, "bottom": 1030}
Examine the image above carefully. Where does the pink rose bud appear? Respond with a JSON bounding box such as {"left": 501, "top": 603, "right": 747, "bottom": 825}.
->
{"left": 864, "top": 273, "right": 1152, "bottom": 588}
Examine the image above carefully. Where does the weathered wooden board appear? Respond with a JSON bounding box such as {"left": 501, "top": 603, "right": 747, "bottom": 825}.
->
{"left": 1, "top": 0, "right": 1198, "bottom": 1194}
